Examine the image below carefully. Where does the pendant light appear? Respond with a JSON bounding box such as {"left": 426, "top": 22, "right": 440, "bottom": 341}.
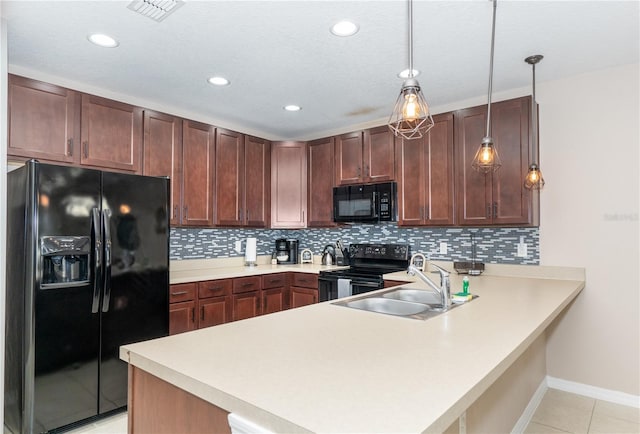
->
{"left": 524, "top": 54, "right": 545, "bottom": 189}
{"left": 472, "top": 0, "right": 502, "bottom": 173}
{"left": 388, "top": 0, "right": 434, "bottom": 140}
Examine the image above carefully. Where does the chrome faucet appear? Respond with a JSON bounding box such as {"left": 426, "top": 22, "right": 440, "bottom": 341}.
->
{"left": 407, "top": 263, "right": 451, "bottom": 310}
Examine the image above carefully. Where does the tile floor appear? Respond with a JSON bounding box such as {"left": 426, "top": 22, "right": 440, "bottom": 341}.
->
{"left": 524, "top": 389, "right": 640, "bottom": 434}
{"left": 63, "top": 388, "right": 639, "bottom": 434}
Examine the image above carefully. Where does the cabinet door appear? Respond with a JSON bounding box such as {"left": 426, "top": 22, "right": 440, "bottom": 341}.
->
{"left": 8, "top": 75, "right": 80, "bottom": 164}
{"left": 215, "top": 129, "right": 245, "bottom": 226}
{"left": 271, "top": 141, "right": 307, "bottom": 228}
{"left": 425, "top": 113, "right": 455, "bottom": 225}
{"left": 198, "top": 297, "right": 231, "bottom": 328}
{"left": 455, "top": 104, "right": 493, "bottom": 226}
{"left": 169, "top": 300, "right": 196, "bottom": 335}
{"left": 307, "top": 137, "right": 336, "bottom": 227}
{"left": 364, "top": 126, "right": 395, "bottom": 183}
{"left": 396, "top": 134, "right": 426, "bottom": 226}
{"left": 182, "top": 120, "right": 215, "bottom": 226}
{"left": 290, "top": 287, "right": 318, "bottom": 308}
{"left": 262, "top": 288, "right": 286, "bottom": 315}
{"left": 143, "top": 110, "right": 183, "bottom": 226}
{"left": 491, "top": 97, "right": 532, "bottom": 225}
{"left": 80, "top": 94, "right": 143, "bottom": 173}
{"left": 334, "top": 131, "right": 363, "bottom": 185}
{"left": 244, "top": 135, "right": 270, "bottom": 227}
{"left": 232, "top": 292, "right": 260, "bottom": 321}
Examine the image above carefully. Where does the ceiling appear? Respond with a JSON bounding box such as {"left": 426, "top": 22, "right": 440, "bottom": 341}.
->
{"left": 3, "top": 1, "right": 639, "bottom": 141}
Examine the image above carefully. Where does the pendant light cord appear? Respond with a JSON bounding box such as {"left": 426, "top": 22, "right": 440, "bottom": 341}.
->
{"left": 486, "top": 0, "right": 497, "bottom": 138}
{"left": 531, "top": 62, "right": 537, "bottom": 164}
{"left": 408, "top": 0, "right": 414, "bottom": 78}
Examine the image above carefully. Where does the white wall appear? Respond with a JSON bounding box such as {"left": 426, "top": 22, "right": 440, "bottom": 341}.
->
{"left": 0, "top": 6, "right": 8, "bottom": 425}
{"left": 539, "top": 63, "right": 640, "bottom": 396}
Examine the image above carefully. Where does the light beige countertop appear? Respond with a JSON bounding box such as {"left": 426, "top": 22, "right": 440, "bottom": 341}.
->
{"left": 122, "top": 263, "right": 585, "bottom": 433}
{"left": 170, "top": 256, "right": 348, "bottom": 284}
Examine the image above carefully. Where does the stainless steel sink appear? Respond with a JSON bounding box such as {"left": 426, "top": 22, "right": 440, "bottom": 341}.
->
{"left": 383, "top": 288, "right": 442, "bottom": 306}
{"left": 345, "top": 297, "right": 431, "bottom": 316}
{"left": 332, "top": 286, "right": 470, "bottom": 320}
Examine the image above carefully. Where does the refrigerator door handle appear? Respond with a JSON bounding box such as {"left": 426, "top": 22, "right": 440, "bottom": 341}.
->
{"left": 101, "top": 209, "right": 113, "bottom": 313}
{"left": 91, "top": 207, "right": 102, "bottom": 313}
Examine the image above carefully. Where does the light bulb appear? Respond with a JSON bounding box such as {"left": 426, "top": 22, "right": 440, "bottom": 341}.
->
{"left": 524, "top": 164, "right": 545, "bottom": 189}
{"left": 402, "top": 93, "right": 420, "bottom": 121}
{"left": 480, "top": 145, "right": 493, "bottom": 164}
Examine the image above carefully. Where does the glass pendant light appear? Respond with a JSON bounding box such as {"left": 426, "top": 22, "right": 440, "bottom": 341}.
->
{"left": 388, "top": 0, "right": 434, "bottom": 140}
{"left": 524, "top": 54, "right": 545, "bottom": 190}
{"left": 472, "top": 0, "right": 502, "bottom": 173}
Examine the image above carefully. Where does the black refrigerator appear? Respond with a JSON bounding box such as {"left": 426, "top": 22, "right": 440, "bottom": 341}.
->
{"left": 5, "top": 161, "right": 170, "bottom": 433}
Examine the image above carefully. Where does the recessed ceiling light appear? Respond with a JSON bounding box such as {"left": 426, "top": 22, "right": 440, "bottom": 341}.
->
{"left": 283, "top": 105, "right": 302, "bottom": 112}
{"left": 398, "top": 69, "right": 420, "bottom": 79}
{"left": 330, "top": 20, "right": 359, "bottom": 37}
{"left": 87, "top": 33, "right": 119, "bottom": 48}
{"left": 208, "top": 76, "right": 230, "bottom": 86}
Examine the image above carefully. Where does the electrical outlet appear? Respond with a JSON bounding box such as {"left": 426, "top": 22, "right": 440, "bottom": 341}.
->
{"left": 439, "top": 242, "right": 448, "bottom": 255}
{"left": 234, "top": 240, "right": 242, "bottom": 253}
{"left": 516, "top": 237, "right": 528, "bottom": 258}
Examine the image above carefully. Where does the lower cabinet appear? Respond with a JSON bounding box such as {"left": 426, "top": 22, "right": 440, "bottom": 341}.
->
{"left": 170, "top": 272, "right": 318, "bottom": 333}
{"left": 290, "top": 273, "right": 319, "bottom": 308}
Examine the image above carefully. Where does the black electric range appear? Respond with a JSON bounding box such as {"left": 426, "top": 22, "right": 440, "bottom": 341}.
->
{"left": 318, "top": 243, "right": 410, "bottom": 301}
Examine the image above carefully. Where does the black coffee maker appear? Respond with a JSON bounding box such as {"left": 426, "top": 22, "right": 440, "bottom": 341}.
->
{"left": 275, "top": 238, "right": 299, "bottom": 264}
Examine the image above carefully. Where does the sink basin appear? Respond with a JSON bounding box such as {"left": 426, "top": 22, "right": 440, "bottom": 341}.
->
{"left": 345, "top": 297, "right": 431, "bottom": 316}
{"left": 383, "top": 289, "right": 442, "bottom": 306}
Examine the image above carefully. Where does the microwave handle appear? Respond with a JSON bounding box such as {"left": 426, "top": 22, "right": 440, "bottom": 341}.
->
{"left": 372, "top": 191, "right": 379, "bottom": 218}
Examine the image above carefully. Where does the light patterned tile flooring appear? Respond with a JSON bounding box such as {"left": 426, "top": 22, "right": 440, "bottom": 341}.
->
{"left": 64, "top": 388, "right": 639, "bottom": 434}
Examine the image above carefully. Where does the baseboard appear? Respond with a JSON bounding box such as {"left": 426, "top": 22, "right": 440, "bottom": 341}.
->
{"left": 511, "top": 379, "right": 548, "bottom": 434}
{"left": 546, "top": 376, "right": 640, "bottom": 408}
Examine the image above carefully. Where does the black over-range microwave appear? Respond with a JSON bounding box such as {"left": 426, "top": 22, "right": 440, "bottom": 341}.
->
{"left": 333, "top": 182, "right": 397, "bottom": 223}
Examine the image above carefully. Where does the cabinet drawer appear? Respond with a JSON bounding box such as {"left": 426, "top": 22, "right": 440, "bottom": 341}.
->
{"left": 261, "top": 273, "right": 288, "bottom": 289}
{"left": 198, "top": 279, "right": 232, "bottom": 298}
{"left": 291, "top": 273, "right": 318, "bottom": 289}
{"left": 170, "top": 283, "right": 197, "bottom": 303}
{"left": 233, "top": 276, "right": 261, "bottom": 294}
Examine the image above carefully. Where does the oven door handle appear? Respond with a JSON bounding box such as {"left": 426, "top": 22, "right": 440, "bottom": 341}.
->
{"left": 350, "top": 280, "right": 383, "bottom": 288}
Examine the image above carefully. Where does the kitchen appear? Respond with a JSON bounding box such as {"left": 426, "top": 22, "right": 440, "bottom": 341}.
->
{"left": 0, "top": 1, "right": 638, "bottom": 433}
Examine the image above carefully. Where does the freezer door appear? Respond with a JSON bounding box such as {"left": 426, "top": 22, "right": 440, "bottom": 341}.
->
{"left": 32, "top": 163, "right": 102, "bottom": 432}
{"left": 99, "top": 171, "right": 169, "bottom": 413}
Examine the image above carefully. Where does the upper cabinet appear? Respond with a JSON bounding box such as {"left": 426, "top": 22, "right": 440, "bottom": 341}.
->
{"left": 271, "top": 141, "right": 307, "bottom": 228}
{"left": 307, "top": 136, "right": 336, "bottom": 227}
{"left": 8, "top": 75, "right": 143, "bottom": 173}
{"left": 455, "top": 96, "right": 535, "bottom": 226}
{"left": 142, "top": 110, "right": 183, "bottom": 226}
{"left": 181, "top": 120, "right": 216, "bottom": 227}
{"left": 215, "top": 130, "right": 270, "bottom": 227}
{"left": 8, "top": 74, "right": 81, "bottom": 165}
{"left": 80, "top": 94, "right": 143, "bottom": 173}
{"left": 335, "top": 126, "right": 395, "bottom": 186}
{"left": 396, "top": 113, "right": 455, "bottom": 226}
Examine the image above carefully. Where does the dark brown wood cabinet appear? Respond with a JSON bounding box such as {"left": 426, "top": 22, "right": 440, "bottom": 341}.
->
{"left": 396, "top": 113, "right": 455, "bottom": 226}
{"left": 271, "top": 141, "right": 307, "bottom": 228}
{"left": 455, "top": 96, "right": 534, "bottom": 226}
{"left": 8, "top": 74, "right": 81, "bottom": 164}
{"left": 307, "top": 137, "right": 336, "bottom": 227}
{"left": 80, "top": 94, "right": 143, "bottom": 173}
{"left": 335, "top": 126, "right": 395, "bottom": 186}
{"left": 290, "top": 273, "right": 318, "bottom": 308}
{"left": 261, "top": 273, "right": 289, "bottom": 315}
{"left": 182, "top": 120, "right": 216, "bottom": 226}
{"left": 169, "top": 283, "right": 197, "bottom": 335}
{"left": 142, "top": 110, "right": 183, "bottom": 226}
{"left": 231, "top": 276, "right": 262, "bottom": 321}
{"left": 215, "top": 130, "right": 270, "bottom": 227}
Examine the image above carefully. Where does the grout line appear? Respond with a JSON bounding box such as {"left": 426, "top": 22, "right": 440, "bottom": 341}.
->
{"left": 586, "top": 397, "right": 596, "bottom": 433}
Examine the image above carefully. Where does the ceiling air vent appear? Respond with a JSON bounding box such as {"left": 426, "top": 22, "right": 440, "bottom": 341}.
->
{"left": 127, "top": 0, "right": 184, "bottom": 22}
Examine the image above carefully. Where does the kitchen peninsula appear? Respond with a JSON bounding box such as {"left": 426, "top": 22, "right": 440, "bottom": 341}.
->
{"left": 121, "top": 263, "right": 585, "bottom": 433}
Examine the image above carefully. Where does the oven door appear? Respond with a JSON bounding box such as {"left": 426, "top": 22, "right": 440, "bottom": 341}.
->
{"left": 318, "top": 273, "right": 383, "bottom": 302}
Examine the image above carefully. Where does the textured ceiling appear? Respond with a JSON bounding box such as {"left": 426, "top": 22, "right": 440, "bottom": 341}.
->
{"left": 3, "top": 1, "right": 639, "bottom": 140}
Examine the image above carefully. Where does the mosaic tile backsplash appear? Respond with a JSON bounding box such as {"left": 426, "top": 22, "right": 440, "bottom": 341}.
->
{"left": 170, "top": 224, "right": 539, "bottom": 265}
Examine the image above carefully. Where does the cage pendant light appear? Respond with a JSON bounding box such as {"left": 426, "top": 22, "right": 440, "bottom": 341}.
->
{"left": 472, "top": 0, "right": 502, "bottom": 173}
{"left": 388, "top": 0, "right": 434, "bottom": 140}
{"left": 524, "top": 54, "right": 545, "bottom": 190}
